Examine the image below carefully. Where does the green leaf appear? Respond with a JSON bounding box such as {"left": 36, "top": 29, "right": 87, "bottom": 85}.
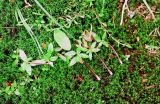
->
{"left": 54, "top": 29, "right": 71, "bottom": 50}
{"left": 65, "top": 51, "right": 76, "bottom": 59}
{"left": 19, "top": 50, "right": 27, "bottom": 62}
{"left": 125, "top": 43, "right": 132, "bottom": 48}
{"left": 92, "top": 48, "right": 100, "bottom": 53}
{"left": 77, "top": 46, "right": 88, "bottom": 52}
{"left": 69, "top": 56, "right": 78, "bottom": 66}
{"left": 102, "top": 32, "right": 106, "bottom": 40}
{"left": 57, "top": 53, "right": 66, "bottom": 61}
{"left": 21, "top": 63, "right": 32, "bottom": 75}
{"left": 93, "top": 35, "right": 101, "bottom": 42}
{"left": 42, "top": 66, "right": 49, "bottom": 71}
{"left": 102, "top": 41, "right": 108, "bottom": 47}
{"left": 79, "top": 53, "right": 89, "bottom": 58}
{"left": 12, "top": 81, "right": 17, "bottom": 88}
{"left": 91, "top": 42, "right": 97, "bottom": 48}
{"left": 50, "top": 56, "right": 58, "bottom": 61}
{"left": 5, "top": 86, "right": 10, "bottom": 94}
{"left": 47, "top": 43, "right": 53, "bottom": 53}
{"left": 89, "top": 52, "right": 92, "bottom": 60}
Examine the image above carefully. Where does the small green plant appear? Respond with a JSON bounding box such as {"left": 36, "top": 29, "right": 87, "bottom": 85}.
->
{"left": 18, "top": 49, "right": 53, "bottom": 75}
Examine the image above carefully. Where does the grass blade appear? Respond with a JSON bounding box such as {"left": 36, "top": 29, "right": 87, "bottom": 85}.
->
{"left": 17, "top": 9, "right": 43, "bottom": 55}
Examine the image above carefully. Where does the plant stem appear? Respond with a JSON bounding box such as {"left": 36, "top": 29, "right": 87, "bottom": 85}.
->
{"left": 80, "top": 60, "right": 101, "bottom": 81}
{"left": 95, "top": 53, "right": 113, "bottom": 75}
{"left": 120, "top": 0, "right": 128, "bottom": 25}
{"left": 109, "top": 44, "right": 123, "bottom": 64}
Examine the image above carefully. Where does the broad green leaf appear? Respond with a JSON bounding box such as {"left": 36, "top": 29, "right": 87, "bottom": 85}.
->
{"left": 42, "top": 67, "right": 49, "bottom": 71}
{"left": 54, "top": 29, "right": 71, "bottom": 50}
{"left": 145, "top": 45, "right": 158, "bottom": 49}
{"left": 12, "top": 81, "right": 17, "bottom": 88}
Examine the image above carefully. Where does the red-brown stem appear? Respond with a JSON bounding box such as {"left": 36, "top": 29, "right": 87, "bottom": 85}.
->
{"left": 109, "top": 44, "right": 123, "bottom": 64}
{"left": 95, "top": 53, "right": 113, "bottom": 75}
{"left": 81, "top": 61, "right": 101, "bottom": 81}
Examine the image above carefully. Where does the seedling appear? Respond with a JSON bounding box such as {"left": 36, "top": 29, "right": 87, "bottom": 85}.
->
{"left": 66, "top": 46, "right": 100, "bottom": 80}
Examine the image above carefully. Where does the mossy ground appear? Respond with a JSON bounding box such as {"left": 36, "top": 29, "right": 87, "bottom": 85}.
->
{"left": 0, "top": 0, "right": 160, "bottom": 103}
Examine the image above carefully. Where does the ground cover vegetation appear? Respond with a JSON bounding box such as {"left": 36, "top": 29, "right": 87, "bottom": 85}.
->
{"left": 0, "top": 0, "right": 160, "bottom": 103}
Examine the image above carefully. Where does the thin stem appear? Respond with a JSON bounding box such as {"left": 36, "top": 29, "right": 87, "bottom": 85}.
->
{"left": 81, "top": 60, "right": 101, "bottom": 81}
{"left": 95, "top": 53, "right": 113, "bottom": 75}
{"left": 109, "top": 44, "right": 123, "bottom": 64}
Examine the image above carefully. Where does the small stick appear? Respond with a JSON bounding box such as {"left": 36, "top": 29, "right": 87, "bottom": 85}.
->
{"left": 120, "top": 0, "right": 128, "bottom": 25}
{"left": 109, "top": 44, "right": 123, "bottom": 64}
{"left": 143, "top": 0, "right": 156, "bottom": 20}
{"left": 80, "top": 60, "right": 101, "bottom": 81}
{"left": 95, "top": 53, "right": 113, "bottom": 75}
